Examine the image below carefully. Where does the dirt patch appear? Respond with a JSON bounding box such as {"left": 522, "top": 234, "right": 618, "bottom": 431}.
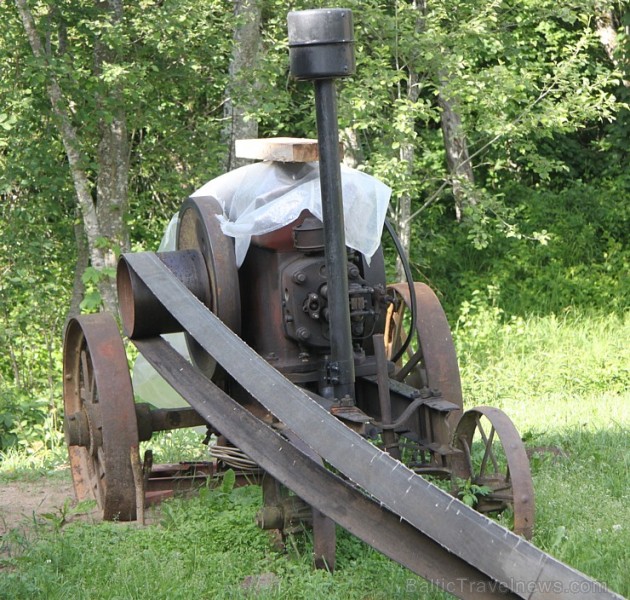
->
{"left": 0, "top": 472, "right": 82, "bottom": 536}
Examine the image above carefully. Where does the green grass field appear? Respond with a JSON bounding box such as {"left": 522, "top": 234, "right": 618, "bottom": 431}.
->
{"left": 1, "top": 311, "right": 628, "bottom": 599}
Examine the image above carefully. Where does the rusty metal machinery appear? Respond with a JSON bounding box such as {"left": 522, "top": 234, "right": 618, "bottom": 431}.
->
{"left": 62, "top": 8, "right": 621, "bottom": 600}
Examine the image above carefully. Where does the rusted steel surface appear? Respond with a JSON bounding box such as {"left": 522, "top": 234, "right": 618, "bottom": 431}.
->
{"left": 63, "top": 313, "right": 139, "bottom": 521}
{"left": 134, "top": 404, "right": 207, "bottom": 441}
{"left": 142, "top": 462, "right": 259, "bottom": 506}
{"left": 177, "top": 196, "right": 241, "bottom": 380}
{"left": 453, "top": 407, "right": 535, "bottom": 540}
{"left": 145, "top": 462, "right": 214, "bottom": 493}
{"left": 373, "top": 333, "right": 400, "bottom": 459}
{"left": 134, "top": 335, "right": 520, "bottom": 599}
{"left": 117, "top": 250, "right": 211, "bottom": 338}
{"left": 124, "top": 252, "right": 622, "bottom": 599}
{"left": 386, "top": 282, "right": 463, "bottom": 425}
{"left": 238, "top": 246, "right": 307, "bottom": 375}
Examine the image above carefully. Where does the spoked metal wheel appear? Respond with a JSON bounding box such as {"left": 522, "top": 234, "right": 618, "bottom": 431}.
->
{"left": 385, "top": 282, "right": 463, "bottom": 427}
{"left": 452, "top": 406, "right": 535, "bottom": 539}
{"left": 63, "top": 313, "right": 139, "bottom": 521}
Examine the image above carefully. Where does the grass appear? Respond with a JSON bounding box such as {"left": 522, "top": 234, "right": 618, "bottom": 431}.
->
{"left": 454, "top": 307, "right": 629, "bottom": 597}
{"left": 0, "top": 310, "right": 628, "bottom": 599}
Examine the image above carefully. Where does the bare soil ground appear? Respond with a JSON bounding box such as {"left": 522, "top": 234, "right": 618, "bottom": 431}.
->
{"left": 0, "top": 471, "right": 84, "bottom": 537}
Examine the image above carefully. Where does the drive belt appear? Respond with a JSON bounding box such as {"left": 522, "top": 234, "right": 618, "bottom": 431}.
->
{"left": 135, "top": 335, "right": 516, "bottom": 599}
{"left": 125, "top": 252, "right": 621, "bottom": 600}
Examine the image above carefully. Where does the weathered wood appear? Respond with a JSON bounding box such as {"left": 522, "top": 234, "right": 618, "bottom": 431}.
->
{"left": 134, "top": 335, "right": 519, "bottom": 600}
{"left": 235, "top": 137, "right": 344, "bottom": 162}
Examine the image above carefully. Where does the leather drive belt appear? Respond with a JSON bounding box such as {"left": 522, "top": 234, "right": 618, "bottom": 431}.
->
{"left": 125, "top": 252, "right": 621, "bottom": 600}
{"left": 135, "top": 336, "right": 514, "bottom": 600}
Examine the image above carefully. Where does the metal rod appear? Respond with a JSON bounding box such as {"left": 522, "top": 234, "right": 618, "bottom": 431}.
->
{"left": 373, "top": 334, "right": 400, "bottom": 459}
{"left": 135, "top": 404, "right": 207, "bottom": 442}
{"left": 314, "top": 78, "right": 355, "bottom": 401}
{"left": 150, "top": 407, "right": 207, "bottom": 432}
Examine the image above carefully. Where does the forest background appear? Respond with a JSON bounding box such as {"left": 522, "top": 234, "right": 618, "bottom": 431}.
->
{"left": 0, "top": 0, "right": 628, "bottom": 464}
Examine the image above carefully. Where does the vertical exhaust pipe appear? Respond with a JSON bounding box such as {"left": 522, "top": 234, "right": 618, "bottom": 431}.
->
{"left": 288, "top": 9, "right": 356, "bottom": 402}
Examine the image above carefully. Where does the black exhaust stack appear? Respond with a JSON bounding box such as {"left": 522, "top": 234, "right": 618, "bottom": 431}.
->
{"left": 288, "top": 9, "right": 356, "bottom": 402}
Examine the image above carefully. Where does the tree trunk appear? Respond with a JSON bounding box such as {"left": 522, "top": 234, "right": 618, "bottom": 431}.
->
{"left": 15, "top": 0, "right": 129, "bottom": 314}
{"left": 341, "top": 127, "right": 364, "bottom": 169}
{"left": 222, "top": 0, "right": 262, "bottom": 172}
{"left": 392, "top": 0, "right": 423, "bottom": 281}
{"left": 68, "top": 219, "right": 89, "bottom": 319}
{"left": 595, "top": 6, "right": 629, "bottom": 87}
{"left": 438, "top": 90, "right": 476, "bottom": 222}
{"left": 395, "top": 67, "right": 419, "bottom": 282}
{"left": 94, "top": 0, "right": 130, "bottom": 312}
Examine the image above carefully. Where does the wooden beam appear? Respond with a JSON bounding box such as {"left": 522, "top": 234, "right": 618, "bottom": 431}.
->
{"left": 235, "top": 137, "right": 344, "bottom": 162}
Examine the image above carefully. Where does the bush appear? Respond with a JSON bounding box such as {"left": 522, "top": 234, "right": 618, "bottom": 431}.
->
{"left": 0, "top": 387, "right": 50, "bottom": 451}
{"left": 421, "top": 175, "right": 630, "bottom": 317}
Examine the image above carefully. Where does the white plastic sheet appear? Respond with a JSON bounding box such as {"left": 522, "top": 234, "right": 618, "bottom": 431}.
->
{"left": 191, "top": 161, "right": 391, "bottom": 267}
{"left": 132, "top": 161, "right": 391, "bottom": 409}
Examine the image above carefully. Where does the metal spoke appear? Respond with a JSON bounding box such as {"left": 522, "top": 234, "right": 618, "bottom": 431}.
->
{"left": 479, "top": 425, "right": 496, "bottom": 477}
{"left": 79, "top": 348, "right": 89, "bottom": 401}
{"left": 395, "top": 346, "right": 423, "bottom": 381}
{"left": 475, "top": 416, "right": 500, "bottom": 474}
{"left": 459, "top": 435, "right": 474, "bottom": 477}
{"left": 453, "top": 407, "right": 535, "bottom": 539}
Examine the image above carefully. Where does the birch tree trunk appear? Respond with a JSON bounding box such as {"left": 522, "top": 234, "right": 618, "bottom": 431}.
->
{"left": 15, "top": 0, "right": 129, "bottom": 314}
{"left": 387, "top": 0, "right": 478, "bottom": 282}
{"left": 222, "top": 0, "right": 262, "bottom": 172}
{"left": 595, "top": 5, "right": 629, "bottom": 87}
{"left": 341, "top": 127, "right": 364, "bottom": 169}
{"left": 68, "top": 220, "right": 89, "bottom": 319}
{"left": 395, "top": 68, "right": 419, "bottom": 281}
{"left": 438, "top": 90, "right": 476, "bottom": 222}
{"left": 393, "top": 0, "right": 422, "bottom": 281}
{"left": 94, "top": 0, "right": 130, "bottom": 312}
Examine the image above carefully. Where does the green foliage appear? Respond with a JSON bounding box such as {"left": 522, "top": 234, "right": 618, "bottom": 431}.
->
{"left": 123, "top": 0, "right": 234, "bottom": 245}
{"left": 0, "top": 388, "right": 48, "bottom": 450}
{"left": 424, "top": 174, "right": 630, "bottom": 317}
{"left": 453, "top": 308, "right": 629, "bottom": 596}
{"left": 140, "top": 429, "right": 208, "bottom": 465}
{"left": 531, "top": 425, "right": 629, "bottom": 596}
{"left": 0, "top": 0, "right": 233, "bottom": 452}
{"left": 79, "top": 266, "right": 116, "bottom": 313}
{"left": 0, "top": 189, "right": 71, "bottom": 455}
{"left": 454, "top": 304, "right": 630, "bottom": 428}
{"left": 455, "top": 478, "right": 492, "bottom": 508}
{"left": 235, "top": 1, "right": 628, "bottom": 306}
{"left": 0, "top": 0, "right": 628, "bottom": 558}
{"left": 40, "top": 499, "right": 97, "bottom": 532}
